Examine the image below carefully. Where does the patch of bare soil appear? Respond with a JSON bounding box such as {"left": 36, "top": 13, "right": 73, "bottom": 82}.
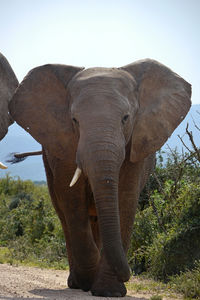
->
{"left": 0, "top": 264, "right": 178, "bottom": 300}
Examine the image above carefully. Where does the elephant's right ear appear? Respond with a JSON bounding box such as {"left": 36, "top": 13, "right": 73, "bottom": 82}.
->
{"left": 9, "top": 64, "right": 84, "bottom": 157}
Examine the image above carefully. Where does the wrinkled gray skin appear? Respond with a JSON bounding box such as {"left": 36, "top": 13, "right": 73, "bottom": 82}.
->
{"left": 9, "top": 59, "right": 191, "bottom": 297}
{"left": 0, "top": 53, "right": 18, "bottom": 168}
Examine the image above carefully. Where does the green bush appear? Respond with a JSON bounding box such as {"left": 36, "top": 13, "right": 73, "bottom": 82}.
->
{"left": 128, "top": 206, "right": 158, "bottom": 274}
{"left": 0, "top": 174, "right": 67, "bottom": 268}
{"left": 170, "top": 260, "right": 200, "bottom": 299}
{"left": 146, "top": 182, "right": 200, "bottom": 280}
{"left": 128, "top": 149, "right": 200, "bottom": 285}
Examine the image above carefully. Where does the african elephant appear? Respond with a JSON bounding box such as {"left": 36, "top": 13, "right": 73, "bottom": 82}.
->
{"left": 9, "top": 59, "right": 191, "bottom": 297}
{"left": 0, "top": 52, "right": 18, "bottom": 169}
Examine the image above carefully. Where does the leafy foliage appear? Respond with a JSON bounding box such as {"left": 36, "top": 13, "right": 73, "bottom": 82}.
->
{"left": 128, "top": 147, "right": 200, "bottom": 298}
{"left": 0, "top": 174, "right": 67, "bottom": 268}
{"left": 170, "top": 260, "right": 200, "bottom": 299}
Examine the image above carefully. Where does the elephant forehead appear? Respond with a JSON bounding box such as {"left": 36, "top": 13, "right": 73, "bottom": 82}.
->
{"left": 69, "top": 67, "right": 137, "bottom": 97}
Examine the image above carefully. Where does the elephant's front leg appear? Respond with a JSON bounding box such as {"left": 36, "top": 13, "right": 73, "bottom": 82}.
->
{"left": 43, "top": 152, "right": 77, "bottom": 277}
{"left": 91, "top": 160, "right": 141, "bottom": 297}
{"left": 54, "top": 178, "right": 100, "bottom": 292}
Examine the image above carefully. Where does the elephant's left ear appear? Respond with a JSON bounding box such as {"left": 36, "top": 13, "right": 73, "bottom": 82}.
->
{"left": 120, "top": 59, "right": 192, "bottom": 162}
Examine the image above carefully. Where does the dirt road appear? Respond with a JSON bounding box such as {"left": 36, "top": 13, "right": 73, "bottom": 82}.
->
{"left": 0, "top": 264, "right": 176, "bottom": 300}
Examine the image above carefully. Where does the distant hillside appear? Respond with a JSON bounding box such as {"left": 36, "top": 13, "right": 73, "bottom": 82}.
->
{"left": 0, "top": 105, "right": 199, "bottom": 181}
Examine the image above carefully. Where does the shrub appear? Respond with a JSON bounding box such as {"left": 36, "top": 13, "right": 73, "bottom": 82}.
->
{"left": 128, "top": 149, "right": 200, "bottom": 283}
{"left": 170, "top": 260, "right": 200, "bottom": 299}
{"left": 0, "top": 175, "right": 67, "bottom": 268}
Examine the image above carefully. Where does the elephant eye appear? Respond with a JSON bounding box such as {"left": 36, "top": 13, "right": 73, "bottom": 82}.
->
{"left": 122, "top": 114, "right": 129, "bottom": 125}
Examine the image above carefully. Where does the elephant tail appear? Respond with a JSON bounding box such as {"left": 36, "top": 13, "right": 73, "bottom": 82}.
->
{"left": 6, "top": 150, "right": 42, "bottom": 164}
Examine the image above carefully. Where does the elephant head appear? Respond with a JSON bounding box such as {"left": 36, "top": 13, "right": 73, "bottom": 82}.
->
{"left": 9, "top": 59, "right": 191, "bottom": 281}
{"left": 0, "top": 53, "right": 18, "bottom": 169}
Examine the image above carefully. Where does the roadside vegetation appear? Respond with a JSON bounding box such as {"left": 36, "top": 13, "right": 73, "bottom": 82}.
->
{"left": 0, "top": 125, "right": 199, "bottom": 299}
{"left": 128, "top": 125, "right": 200, "bottom": 299}
{"left": 0, "top": 175, "right": 67, "bottom": 269}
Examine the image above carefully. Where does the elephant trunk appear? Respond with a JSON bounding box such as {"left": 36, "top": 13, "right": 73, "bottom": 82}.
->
{"left": 79, "top": 137, "right": 130, "bottom": 282}
{"left": 91, "top": 175, "right": 130, "bottom": 282}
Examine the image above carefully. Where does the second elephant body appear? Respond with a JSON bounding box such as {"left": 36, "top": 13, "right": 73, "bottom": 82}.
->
{"left": 0, "top": 52, "right": 18, "bottom": 169}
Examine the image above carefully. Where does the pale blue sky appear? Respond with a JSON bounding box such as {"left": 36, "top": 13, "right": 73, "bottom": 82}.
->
{"left": 1, "top": 0, "right": 200, "bottom": 103}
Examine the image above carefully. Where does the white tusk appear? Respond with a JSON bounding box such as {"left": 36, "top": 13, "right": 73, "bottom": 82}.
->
{"left": 0, "top": 162, "right": 7, "bottom": 169}
{"left": 69, "top": 168, "right": 82, "bottom": 187}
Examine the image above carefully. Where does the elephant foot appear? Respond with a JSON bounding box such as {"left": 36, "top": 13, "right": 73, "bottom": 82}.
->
{"left": 91, "top": 274, "right": 127, "bottom": 297}
{"left": 67, "top": 269, "right": 96, "bottom": 292}
{"left": 67, "top": 272, "right": 79, "bottom": 289}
